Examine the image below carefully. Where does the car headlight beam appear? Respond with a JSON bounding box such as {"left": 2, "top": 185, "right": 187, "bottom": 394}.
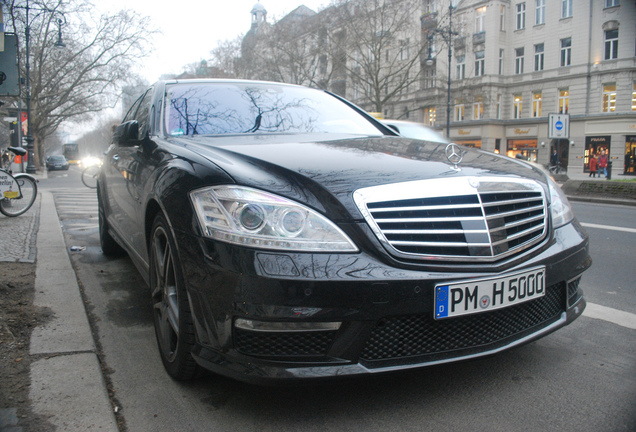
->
{"left": 190, "top": 186, "right": 358, "bottom": 252}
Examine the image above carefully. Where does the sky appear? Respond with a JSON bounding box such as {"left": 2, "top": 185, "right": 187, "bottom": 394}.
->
{"left": 99, "top": 0, "right": 331, "bottom": 83}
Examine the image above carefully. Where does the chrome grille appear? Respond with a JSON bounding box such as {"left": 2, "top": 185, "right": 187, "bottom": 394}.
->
{"left": 353, "top": 177, "right": 548, "bottom": 262}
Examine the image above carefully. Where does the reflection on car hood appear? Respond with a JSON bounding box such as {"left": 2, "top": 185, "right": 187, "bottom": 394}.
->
{"left": 174, "top": 134, "right": 547, "bottom": 218}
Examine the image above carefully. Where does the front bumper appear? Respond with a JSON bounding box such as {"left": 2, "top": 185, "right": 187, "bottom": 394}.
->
{"left": 177, "top": 221, "right": 591, "bottom": 384}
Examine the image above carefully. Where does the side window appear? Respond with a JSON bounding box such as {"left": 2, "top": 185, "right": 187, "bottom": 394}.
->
{"left": 135, "top": 87, "right": 154, "bottom": 139}
{"left": 122, "top": 93, "right": 145, "bottom": 123}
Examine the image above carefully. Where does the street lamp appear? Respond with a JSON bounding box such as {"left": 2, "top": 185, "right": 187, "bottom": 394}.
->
{"left": 21, "top": 0, "right": 66, "bottom": 174}
{"left": 424, "top": 3, "right": 457, "bottom": 138}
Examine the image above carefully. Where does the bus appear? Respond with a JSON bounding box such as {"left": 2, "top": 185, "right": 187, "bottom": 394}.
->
{"left": 62, "top": 143, "right": 80, "bottom": 165}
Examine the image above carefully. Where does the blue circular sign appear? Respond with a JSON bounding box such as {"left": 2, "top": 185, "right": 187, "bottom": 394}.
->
{"left": 555, "top": 121, "right": 563, "bottom": 130}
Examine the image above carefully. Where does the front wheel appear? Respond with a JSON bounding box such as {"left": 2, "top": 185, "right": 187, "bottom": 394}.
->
{"left": 0, "top": 174, "right": 37, "bottom": 217}
{"left": 81, "top": 165, "right": 100, "bottom": 189}
{"left": 150, "top": 214, "right": 202, "bottom": 380}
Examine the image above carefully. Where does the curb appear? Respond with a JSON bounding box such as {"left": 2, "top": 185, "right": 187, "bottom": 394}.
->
{"left": 29, "top": 191, "right": 118, "bottom": 432}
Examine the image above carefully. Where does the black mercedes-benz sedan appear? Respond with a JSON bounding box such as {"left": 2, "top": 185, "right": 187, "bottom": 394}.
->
{"left": 98, "top": 79, "right": 591, "bottom": 384}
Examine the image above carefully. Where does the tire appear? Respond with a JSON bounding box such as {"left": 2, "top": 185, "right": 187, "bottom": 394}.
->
{"left": 149, "top": 214, "right": 201, "bottom": 380}
{"left": 0, "top": 174, "right": 37, "bottom": 217}
{"left": 97, "top": 188, "right": 125, "bottom": 256}
{"left": 81, "top": 165, "right": 100, "bottom": 188}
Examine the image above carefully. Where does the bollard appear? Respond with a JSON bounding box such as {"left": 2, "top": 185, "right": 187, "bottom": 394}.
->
{"left": 607, "top": 161, "right": 612, "bottom": 180}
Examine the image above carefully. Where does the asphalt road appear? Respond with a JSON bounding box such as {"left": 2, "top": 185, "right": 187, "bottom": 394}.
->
{"left": 42, "top": 168, "right": 636, "bottom": 432}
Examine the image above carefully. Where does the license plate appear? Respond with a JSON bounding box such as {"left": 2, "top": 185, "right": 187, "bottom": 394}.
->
{"left": 435, "top": 266, "right": 546, "bottom": 319}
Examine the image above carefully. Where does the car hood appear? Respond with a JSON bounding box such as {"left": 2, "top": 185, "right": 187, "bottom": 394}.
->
{"left": 173, "top": 134, "right": 548, "bottom": 219}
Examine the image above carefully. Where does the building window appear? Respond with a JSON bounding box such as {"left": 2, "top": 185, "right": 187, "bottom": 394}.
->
{"left": 532, "top": 92, "right": 542, "bottom": 117}
{"left": 605, "top": 0, "right": 619, "bottom": 7}
{"left": 602, "top": 83, "right": 616, "bottom": 112}
{"left": 604, "top": 29, "right": 618, "bottom": 60}
{"left": 473, "top": 97, "right": 484, "bottom": 120}
{"left": 559, "top": 89, "right": 569, "bottom": 114}
{"left": 516, "top": 3, "right": 526, "bottom": 30}
{"left": 499, "top": 49, "right": 504, "bottom": 75}
{"left": 561, "top": 0, "right": 572, "bottom": 18}
{"left": 560, "top": 38, "right": 571, "bottom": 67}
{"left": 534, "top": 43, "right": 544, "bottom": 71}
{"left": 424, "top": 0, "right": 438, "bottom": 13}
{"left": 500, "top": 5, "right": 506, "bottom": 31}
{"left": 423, "top": 67, "right": 436, "bottom": 89}
{"left": 515, "top": 47, "right": 524, "bottom": 74}
{"left": 496, "top": 94, "right": 502, "bottom": 119}
{"left": 632, "top": 83, "right": 636, "bottom": 111}
{"left": 475, "top": 52, "right": 485, "bottom": 77}
{"left": 399, "top": 39, "right": 410, "bottom": 60}
{"left": 455, "top": 102, "right": 465, "bottom": 121}
{"left": 513, "top": 95, "right": 523, "bottom": 119}
{"left": 456, "top": 56, "right": 465, "bottom": 80}
{"left": 535, "top": 0, "right": 545, "bottom": 25}
{"left": 475, "top": 7, "right": 486, "bottom": 33}
{"left": 424, "top": 107, "right": 436, "bottom": 126}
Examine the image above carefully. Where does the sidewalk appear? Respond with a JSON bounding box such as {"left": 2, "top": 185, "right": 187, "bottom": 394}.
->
{"left": 0, "top": 170, "right": 118, "bottom": 431}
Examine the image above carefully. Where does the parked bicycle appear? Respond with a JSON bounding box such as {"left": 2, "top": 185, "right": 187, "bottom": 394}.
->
{"left": 81, "top": 157, "right": 102, "bottom": 189}
{"left": 548, "top": 161, "right": 566, "bottom": 175}
{"left": 0, "top": 147, "right": 38, "bottom": 217}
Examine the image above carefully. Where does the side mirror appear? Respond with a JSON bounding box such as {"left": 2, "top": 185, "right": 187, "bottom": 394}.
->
{"left": 113, "top": 120, "right": 139, "bottom": 146}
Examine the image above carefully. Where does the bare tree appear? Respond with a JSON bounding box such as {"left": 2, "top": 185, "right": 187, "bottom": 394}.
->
{"left": 330, "top": 0, "right": 425, "bottom": 113}
{"left": 5, "top": 0, "right": 158, "bottom": 166}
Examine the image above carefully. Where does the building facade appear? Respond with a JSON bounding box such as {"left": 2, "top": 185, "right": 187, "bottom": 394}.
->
{"left": 243, "top": 1, "right": 636, "bottom": 175}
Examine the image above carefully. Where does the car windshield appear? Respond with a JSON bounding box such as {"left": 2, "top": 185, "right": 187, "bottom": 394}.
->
{"left": 50, "top": 156, "right": 66, "bottom": 162}
{"left": 163, "top": 82, "right": 384, "bottom": 137}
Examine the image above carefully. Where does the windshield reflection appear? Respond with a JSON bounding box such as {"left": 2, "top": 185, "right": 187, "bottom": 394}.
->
{"left": 164, "top": 83, "right": 383, "bottom": 137}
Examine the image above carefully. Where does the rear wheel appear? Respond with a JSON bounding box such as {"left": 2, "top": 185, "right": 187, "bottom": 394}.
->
{"left": 150, "top": 214, "right": 202, "bottom": 380}
{"left": 0, "top": 174, "right": 37, "bottom": 217}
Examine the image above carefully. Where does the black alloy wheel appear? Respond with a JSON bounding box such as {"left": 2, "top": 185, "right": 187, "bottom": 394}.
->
{"left": 150, "top": 214, "right": 201, "bottom": 380}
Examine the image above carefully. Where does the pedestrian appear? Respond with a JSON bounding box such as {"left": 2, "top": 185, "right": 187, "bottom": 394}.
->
{"left": 550, "top": 149, "right": 558, "bottom": 169}
{"left": 599, "top": 149, "right": 608, "bottom": 178}
{"left": 589, "top": 153, "right": 598, "bottom": 177}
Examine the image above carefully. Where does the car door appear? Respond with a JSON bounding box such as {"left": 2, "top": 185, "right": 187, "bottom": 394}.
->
{"left": 103, "top": 88, "right": 153, "bottom": 254}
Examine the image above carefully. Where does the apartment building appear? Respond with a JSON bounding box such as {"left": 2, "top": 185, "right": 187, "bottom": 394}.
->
{"left": 244, "top": 1, "right": 636, "bottom": 175}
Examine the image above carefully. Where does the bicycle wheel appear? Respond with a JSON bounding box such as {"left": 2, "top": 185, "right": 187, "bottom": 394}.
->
{"left": 81, "top": 165, "right": 100, "bottom": 189}
{"left": 0, "top": 174, "right": 38, "bottom": 217}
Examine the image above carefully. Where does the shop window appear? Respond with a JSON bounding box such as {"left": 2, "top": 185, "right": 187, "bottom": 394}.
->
{"left": 507, "top": 139, "right": 537, "bottom": 162}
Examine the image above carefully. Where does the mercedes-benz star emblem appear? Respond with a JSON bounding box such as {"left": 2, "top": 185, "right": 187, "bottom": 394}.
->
{"left": 445, "top": 143, "right": 463, "bottom": 167}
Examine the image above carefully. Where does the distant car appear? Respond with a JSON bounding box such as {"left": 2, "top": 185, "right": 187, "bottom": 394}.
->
{"left": 380, "top": 119, "right": 448, "bottom": 143}
{"left": 98, "top": 79, "right": 590, "bottom": 384}
{"left": 45, "top": 155, "right": 69, "bottom": 171}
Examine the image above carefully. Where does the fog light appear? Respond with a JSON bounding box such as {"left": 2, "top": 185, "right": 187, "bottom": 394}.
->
{"left": 235, "top": 318, "right": 341, "bottom": 332}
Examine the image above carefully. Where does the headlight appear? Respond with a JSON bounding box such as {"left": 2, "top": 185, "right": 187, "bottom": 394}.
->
{"left": 190, "top": 186, "right": 358, "bottom": 252}
{"left": 547, "top": 177, "right": 574, "bottom": 228}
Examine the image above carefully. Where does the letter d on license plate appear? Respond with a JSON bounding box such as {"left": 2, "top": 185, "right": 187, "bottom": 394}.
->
{"left": 435, "top": 266, "right": 546, "bottom": 319}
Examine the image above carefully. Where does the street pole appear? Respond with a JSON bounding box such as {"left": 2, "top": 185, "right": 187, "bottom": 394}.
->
{"left": 25, "top": 0, "right": 36, "bottom": 174}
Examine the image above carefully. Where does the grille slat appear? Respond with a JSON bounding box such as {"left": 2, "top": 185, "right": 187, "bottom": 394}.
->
{"left": 354, "top": 177, "right": 548, "bottom": 262}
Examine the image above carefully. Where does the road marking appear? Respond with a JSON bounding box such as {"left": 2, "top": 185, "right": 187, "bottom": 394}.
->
{"left": 580, "top": 222, "right": 636, "bottom": 234}
{"left": 584, "top": 302, "right": 636, "bottom": 330}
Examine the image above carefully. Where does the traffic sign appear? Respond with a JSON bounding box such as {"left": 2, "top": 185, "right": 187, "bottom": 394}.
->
{"left": 548, "top": 113, "right": 570, "bottom": 139}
